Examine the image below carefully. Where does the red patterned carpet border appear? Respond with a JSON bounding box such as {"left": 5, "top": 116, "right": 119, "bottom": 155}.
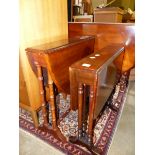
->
{"left": 99, "top": 89, "right": 128, "bottom": 155}
{"left": 19, "top": 117, "right": 90, "bottom": 155}
{"left": 19, "top": 83, "right": 128, "bottom": 155}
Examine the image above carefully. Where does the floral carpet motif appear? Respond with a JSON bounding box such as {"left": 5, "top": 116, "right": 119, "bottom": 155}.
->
{"left": 19, "top": 81, "right": 128, "bottom": 155}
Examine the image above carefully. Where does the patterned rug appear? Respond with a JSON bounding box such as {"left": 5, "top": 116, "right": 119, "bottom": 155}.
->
{"left": 19, "top": 80, "right": 128, "bottom": 155}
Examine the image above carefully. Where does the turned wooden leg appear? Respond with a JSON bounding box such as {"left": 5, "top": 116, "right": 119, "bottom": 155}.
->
{"left": 88, "top": 85, "right": 95, "bottom": 146}
{"left": 78, "top": 83, "right": 83, "bottom": 139}
{"left": 31, "top": 110, "right": 39, "bottom": 128}
{"left": 82, "top": 84, "right": 87, "bottom": 137}
{"left": 47, "top": 71, "right": 57, "bottom": 130}
{"left": 35, "top": 62, "right": 48, "bottom": 126}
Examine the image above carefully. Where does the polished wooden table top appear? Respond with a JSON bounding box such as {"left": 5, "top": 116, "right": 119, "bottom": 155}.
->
{"left": 26, "top": 36, "right": 94, "bottom": 53}
{"left": 71, "top": 44, "right": 124, "bottom": 72}
{"left": 26, "top": 36, "right": 95, "bottom": 94}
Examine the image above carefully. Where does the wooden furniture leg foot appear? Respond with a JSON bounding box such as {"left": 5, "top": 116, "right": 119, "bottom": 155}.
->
{"left": 48, "top": 71, "right": 66, "bottom": 142}
{"left": 69, "top": 84, "right": 102, "bottom": 154}
{"left": 69, "top": 136, "right": 102, "bottom": 155}
{"left": 31, "top": 110, "right": 39, "bottom": 128}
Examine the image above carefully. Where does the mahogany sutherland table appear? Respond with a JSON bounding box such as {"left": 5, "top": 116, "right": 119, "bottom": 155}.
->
{"left": 69, "top": 44, "right": 125, "bottom": 154}
{"left": 26, "top": 36, "right": 95, "bottom": 141}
